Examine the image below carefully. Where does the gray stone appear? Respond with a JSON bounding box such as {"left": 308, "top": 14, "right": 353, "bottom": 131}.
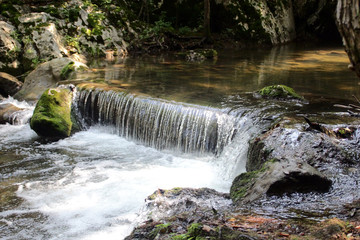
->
{"left": 14, "top": 58, "right": 88, "bottom": 102}
{"left": 0, "top": 21, "right": 21, "bottom": 72}
{"left": 31, "top": 23, "right": 68, "bottom": 61}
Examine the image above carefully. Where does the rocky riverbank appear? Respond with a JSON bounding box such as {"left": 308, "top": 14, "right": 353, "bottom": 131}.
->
{"left": 126, "top": 112, "right": 360, "bottom": 239}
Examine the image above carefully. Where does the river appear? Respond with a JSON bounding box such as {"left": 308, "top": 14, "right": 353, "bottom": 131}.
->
{"left": 0, "top": 44, "right": 358, "bottom": 239}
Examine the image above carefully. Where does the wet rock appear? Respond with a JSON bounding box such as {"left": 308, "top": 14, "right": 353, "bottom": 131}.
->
{"left": 0, "top": 72, "right": 22, "bottom": 97}
{"left": 126, "top": 187, "right": 260, "bottom": 240}
{"left": 231, "top": 119, "right": 360, "bottom": 205}
{"left": 230, "top": 159, "right": 331, "bottom": 204}
{"left": 0, "top": 103, "right": 22, "bottom": 124}
{"left": 257, "top": 85, "right": 303, "bottom": 100}
{"left": 30, "top": 85, "right": 75, "bottom": 138}
{"left": 143, "top": 188, "right": 231, "bottom": 223}
{"left": 14, "top": 58, "right": 88, "bottom": 102}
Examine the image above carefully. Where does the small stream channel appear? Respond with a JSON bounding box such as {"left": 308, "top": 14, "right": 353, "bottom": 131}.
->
{"left": 0, "top": 44, "right": 359, "bottom": 239}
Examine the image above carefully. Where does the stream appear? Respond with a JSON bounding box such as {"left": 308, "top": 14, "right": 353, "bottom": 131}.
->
{"left": 1, "top": 44, "right": 359, "bottom": 239}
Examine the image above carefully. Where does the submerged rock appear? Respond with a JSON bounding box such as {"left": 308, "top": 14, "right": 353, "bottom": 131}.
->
{"left": 30, "top": 85, "right": 75, "bottom": 138}
{"left": 14, "top": 58, "right": 87, "bottom": 102}
{"left": 0, "top": 72, "right": 22, "bottom": 97}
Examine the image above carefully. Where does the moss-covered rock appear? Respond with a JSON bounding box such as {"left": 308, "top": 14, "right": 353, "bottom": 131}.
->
{"left": 30, "top": 86, "right": 74, "bottom": 138}
{"left": 258, "top": 84, "right": 303, "bottom": 100}
{"left": 230, "top": 158, "right": 332, "bottom": 204}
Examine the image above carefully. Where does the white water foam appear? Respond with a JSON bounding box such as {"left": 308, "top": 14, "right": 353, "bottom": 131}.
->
{"left": 0, "top": 97, "right": 34, "bottom": 125}
{"left": 10, "top": 126, "right": 231, "bottom": 240}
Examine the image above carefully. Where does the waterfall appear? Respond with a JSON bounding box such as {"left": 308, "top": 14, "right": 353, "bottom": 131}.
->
{"left": 75, "top": 88, "right": 238, "bottom": 154}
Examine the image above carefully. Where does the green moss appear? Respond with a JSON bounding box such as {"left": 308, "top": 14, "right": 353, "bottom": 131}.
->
{"left": 60, "top": 62, "right": 75, "bottom": 80}
{"left": 150, "top": 223, "right": 172, "bottom": 239}
{"left": 30, "top": 88, "right": 73, "bottom": 138}
{"left": 170, "top": 223, "right": 205, "bottom": 240}
{"left": 230, "top": 159, "right": 277, "bottom": 203}
{"left": 258, "top": 85, "right": 303, "bottom": 100}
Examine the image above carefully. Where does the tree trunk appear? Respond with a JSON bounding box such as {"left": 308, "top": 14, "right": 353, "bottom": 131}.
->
{"left": 336, "top": 0, "right": 360, "bottom": 78}
{"left": 204, "top": 0, "right": 211, "bottom": 40}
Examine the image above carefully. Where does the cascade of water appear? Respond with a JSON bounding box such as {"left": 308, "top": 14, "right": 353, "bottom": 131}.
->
{"left": 0, "top": 97, "right": 34, "bottom": 125}
{"left": 75, "top": 88, "right": 238, "bottom": 154}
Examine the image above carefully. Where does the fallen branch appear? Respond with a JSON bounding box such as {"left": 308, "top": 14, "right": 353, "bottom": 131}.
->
{"left": 334, "top": 95, "right": 360, "bottom": 117}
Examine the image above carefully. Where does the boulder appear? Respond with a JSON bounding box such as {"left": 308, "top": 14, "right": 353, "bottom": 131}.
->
{"left": 230, "top": 159, "right": 332, "bottom": 204}
{"left": 0, "top": 72, "right": 23, "bottom": 97}
{"left": 14, "top": 58, "right": 87, "bottom": 102}
{"left": 30, "top": 85, "right": 75, "bottom": 138}
{"left": 125, "top": 188, "right": 239, "bottom": 240}
{"left": 231, "top": 119, "right": 360, "bottom": 205}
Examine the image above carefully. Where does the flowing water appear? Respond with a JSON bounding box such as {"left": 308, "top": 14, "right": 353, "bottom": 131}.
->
{"left": 1, "top": 44, "right": 359, "bottom": 239}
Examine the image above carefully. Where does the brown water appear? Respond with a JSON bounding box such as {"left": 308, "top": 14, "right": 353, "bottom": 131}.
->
{"left": 71, "top": 44, "right": 359, "bottom": 108}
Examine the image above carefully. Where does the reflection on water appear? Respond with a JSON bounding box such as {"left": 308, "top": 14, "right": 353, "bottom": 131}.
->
{"left": 72, "top": 44, "right": 359, "bottom": 106}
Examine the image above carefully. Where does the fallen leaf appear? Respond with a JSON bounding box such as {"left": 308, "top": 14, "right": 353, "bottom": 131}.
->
{"left": 278, "top": 232, "right": 290, "bottom": 237}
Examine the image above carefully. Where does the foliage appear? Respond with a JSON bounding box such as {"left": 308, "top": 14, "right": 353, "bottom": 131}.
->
{"left": 60, "top": 62, "right": 76, "bottom": 80}
{"left": 140, "top": 19, "right": 174, "bottom": 40}
{"left": 65, "top": 36, "right": 81, "bottom": 53}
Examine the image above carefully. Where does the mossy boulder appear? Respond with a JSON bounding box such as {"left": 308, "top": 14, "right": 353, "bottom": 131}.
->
{"left": 258, "top": 84, "right": 303, "bottom": 100}
{"left": 30, "top": 86, "right": 74, "bottom": 138}
{"left": 230, "top": 159, "right": 332, "bottom": 204}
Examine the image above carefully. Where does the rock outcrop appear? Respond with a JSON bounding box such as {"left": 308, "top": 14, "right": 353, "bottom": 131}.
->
{"left": 30, "top": 85, "right": 75, "bottom": 138}
{"left": 0, "top": 21, "right": 21, "bottom": 74}
{"left": 0, "top": 0, "right": 130, "bottom": 74}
